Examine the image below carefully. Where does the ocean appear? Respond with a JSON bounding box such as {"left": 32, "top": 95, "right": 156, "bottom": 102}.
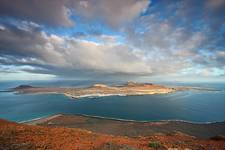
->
{"left": 0, "top": 80, "right": 225, "bottom": 123}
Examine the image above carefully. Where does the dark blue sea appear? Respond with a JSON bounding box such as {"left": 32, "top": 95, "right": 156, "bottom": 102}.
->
{"left": 0, "top": 80, "right": 225, "bottom": 123}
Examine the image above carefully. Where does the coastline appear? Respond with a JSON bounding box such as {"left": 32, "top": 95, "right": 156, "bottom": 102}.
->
{"left": 20, "top": 114, "right": 63, "bottom": 125}
{"left": 63, "top": 90, "right": 175, "bottom": 99}
{"left": 23, "top": 113, "right": 225, "bottom": 125}
{"left": 24, "top": 114, "right": 225, "bottom": 138}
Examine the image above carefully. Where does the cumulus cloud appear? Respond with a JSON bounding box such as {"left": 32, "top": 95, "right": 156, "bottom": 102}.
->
{"left": 125, "top": 0, "right": 225, "bottom": 76}
{"left": 0, "top": 0, "right": 74, "bottom": 27}
{"left": 0, "top": 0, "right": 224, "bottom": 80}
{"left": 0, "top": 21, "right": 151, "bottom": 77}
{"left": 0, "top": 0, "right": 149, "bottom": 27}
{"left": 126, "top": 23, "right": 205, "bottom": 74}
{"left": 71, "top": 0, "right": 150, "bottom": 27}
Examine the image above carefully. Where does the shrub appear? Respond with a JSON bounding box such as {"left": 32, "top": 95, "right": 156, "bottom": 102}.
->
{"left": 148, "top": 141, "right": 161, "bottom": 149}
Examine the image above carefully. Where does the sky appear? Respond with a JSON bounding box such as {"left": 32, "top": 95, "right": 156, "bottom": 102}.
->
{"left": 0, "top": 0, "right": 225, "bottom": 82}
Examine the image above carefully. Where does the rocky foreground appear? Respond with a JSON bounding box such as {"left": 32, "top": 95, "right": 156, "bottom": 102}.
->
{"left": 0, "top": 117, "right": 225, "bottom": 150}
{"left": 12, "top": 82, "right": 176, "bottom": 99}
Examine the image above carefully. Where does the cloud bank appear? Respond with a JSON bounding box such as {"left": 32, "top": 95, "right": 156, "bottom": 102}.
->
{"left": 0, "top": 0, "right": 224, "bottom": 81}
{"left": 0, "top": 21, "right": 151, "bottom": 78}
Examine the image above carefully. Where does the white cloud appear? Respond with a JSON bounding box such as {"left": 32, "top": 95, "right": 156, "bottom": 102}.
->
{"left": 0, "top": 22, "right": 152, "bottom": 77}
{"left": 0, "top": 0, "right": 150, "bottom": 27}
{"left": 70, "top": 0, "right": 150, "bottom": 27}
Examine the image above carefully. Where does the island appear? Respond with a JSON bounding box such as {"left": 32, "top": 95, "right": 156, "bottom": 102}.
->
{"left": 11, "top": 82, "right": 177, "bottom": 99}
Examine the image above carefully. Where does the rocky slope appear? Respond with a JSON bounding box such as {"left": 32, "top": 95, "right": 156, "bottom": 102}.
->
{"left": 1, "top": 118, "right": 225, "bottom": 150}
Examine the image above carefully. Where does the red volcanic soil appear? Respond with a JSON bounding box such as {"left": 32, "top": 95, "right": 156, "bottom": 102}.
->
{"left": 0, "top": 119, "right": 225, "bottom": 150}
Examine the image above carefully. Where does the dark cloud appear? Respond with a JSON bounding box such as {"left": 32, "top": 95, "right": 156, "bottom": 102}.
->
{"left": 0, "top": 0, "right": 74, "bottom": 27}
{"left": 0, "top": 0, "right": 149, "bottom": 27}
{"left": 204, "top": 0, "right": 225, "bottom": 30}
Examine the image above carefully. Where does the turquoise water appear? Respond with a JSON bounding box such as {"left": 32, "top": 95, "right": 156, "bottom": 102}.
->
{"left": 0, "top": 80, "right": 224, "bottom": 123}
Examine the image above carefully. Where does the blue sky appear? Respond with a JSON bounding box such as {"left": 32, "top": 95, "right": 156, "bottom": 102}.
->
{"left": 0, "top": 0, "right": 224, "bottom": 82}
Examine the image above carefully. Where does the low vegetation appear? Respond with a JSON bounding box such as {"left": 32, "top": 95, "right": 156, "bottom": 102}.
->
{"left": 148, "top": 141, "right": 165, "bottom": 149}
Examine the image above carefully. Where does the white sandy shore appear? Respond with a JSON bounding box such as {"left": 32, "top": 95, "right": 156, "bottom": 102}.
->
{"left": 23, "top": 114, "right": 63, "bottom": 125}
